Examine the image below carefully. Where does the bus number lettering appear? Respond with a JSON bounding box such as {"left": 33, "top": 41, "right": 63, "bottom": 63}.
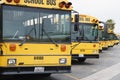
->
{"left": 24, "top": 0, "right": 44, "bottom": 4}
{"left": 46, "top": 0, "right": 56, "bottom": 6}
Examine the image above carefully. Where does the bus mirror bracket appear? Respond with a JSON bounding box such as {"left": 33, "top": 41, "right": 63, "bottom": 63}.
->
{"left": 74, "top": 14, "right": 79, "bottom": 31}
{"left": 74, "top": 24, "right": 79, "bottom": 31}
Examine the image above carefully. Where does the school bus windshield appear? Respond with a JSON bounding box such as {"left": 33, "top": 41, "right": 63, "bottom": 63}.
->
{"left": 79, "top": 24, "right": 98, "bottom": 41}
{"left": 108, "top": 33, "right": 118, "bottom": 40}
{"left": 2, "top": 5, "right": 71, "bottom": 43}
{"left": 72, "top": 23, "right": 98, "bottom": 41}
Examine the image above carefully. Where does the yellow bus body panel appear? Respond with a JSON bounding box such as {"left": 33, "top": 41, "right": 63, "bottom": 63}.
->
{"left": 109, "top": 40, "right": 114, "bottom": 47}
{"left": 72, "top": 42, "right": 99, "bottom": 54}
{"left": 2, "top": 43, "right": 70, "bottom": 55}
{"left": 0, "top": 55, "right": 71, "bottom": 67}
{"left": 1, "top": 43, "right": 71, "bottom": 67}
{"left": 99, "top": 41, "right": 103, "bottom": 50}
{"left": 99, "top": 41, "right": 108, "bottom": 49}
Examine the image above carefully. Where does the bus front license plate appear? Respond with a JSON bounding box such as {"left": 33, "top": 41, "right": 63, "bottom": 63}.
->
{"left": 79, "top": 54, "right": 84, "bottom": 57}
{"left": 34, "top": 67, "right": 44, "bottom": 72}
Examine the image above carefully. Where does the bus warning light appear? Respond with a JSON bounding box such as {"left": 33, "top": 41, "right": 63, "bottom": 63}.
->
{"left": 6, "top": 0, "right": 12, "bottom": 3}
{"left": 59, "top": 1, "right": 66, "bottom": 8}
{"left": 14, "top": 0, "right": 20, "bottom": 3}
{"left": 65, "top": 2, "right": 72, "bottom": 8}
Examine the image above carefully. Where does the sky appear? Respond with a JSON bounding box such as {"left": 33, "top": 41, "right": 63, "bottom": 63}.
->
{"left": 69, "top": 0, "right": 120, "bottom": 34}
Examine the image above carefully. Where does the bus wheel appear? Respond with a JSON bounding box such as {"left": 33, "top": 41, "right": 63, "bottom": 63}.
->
{"left": 42, "top": 73, "right": 51, "bottom": 77}
{"left": 78, "top": 58, "right": 86, "bottom": 63}
{"left": 99, "top": 49, "right": 102, "bottom": 53}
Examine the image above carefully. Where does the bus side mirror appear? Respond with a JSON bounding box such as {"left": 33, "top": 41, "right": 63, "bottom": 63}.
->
{"left": 74, "top": 14, "right": 79, "bottom": 31}
{"left": 74, "top": 24, "right": 79, "bottom": 31}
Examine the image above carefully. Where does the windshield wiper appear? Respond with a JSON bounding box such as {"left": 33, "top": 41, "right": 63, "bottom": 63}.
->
{"left": 12, "top": 30, "right": 19, "bottom": 39}
{"left": 19, "top": 18, "right": 36, "bottom": 46}
{"left": 19, "top": 18, "right": 58, "bottom": 46}
{"left": 41, "top": 19, "right": 58, "bottom": 46}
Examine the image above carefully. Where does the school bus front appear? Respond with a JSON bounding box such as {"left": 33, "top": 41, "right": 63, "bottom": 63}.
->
{"left": 98, "top": 26, "right": 109, "bottom": 50}
{"left": 71, "top": 14, "right": 99, "bottom": 62}
{"left": 113, "top": 34, "right": 119, "bottom": 45}
{"left": 98, "top": 26, "right": 104, "bottom": 52}
{"left": 0, "top": 0, "right": 72, "bottom": 76}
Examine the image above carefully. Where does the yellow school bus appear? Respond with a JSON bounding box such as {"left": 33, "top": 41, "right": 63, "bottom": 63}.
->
{"left": 107, "top": 29, "right": 119, "bottom": 46}
{"left": 99, "top": 21, "right": 115, "bottom": 49}
{"left": 117, "top": 34, "right": 120, "bottom": 44}
{"left": 98, "top": 26, "right": 109, "bottom": 50}
{"left": 113, "top": 33, "right": 119, "bottom": 45}
{"left": 71, "top": 14, "right": 99, "bottom": 62}
{"left": 0, "top": 0, "right": 72, "bottom": 77}
{"left": 98, "top": 26, "right": 104, "bottom": 51}
{"left": 107, "top": 29, "right": 115, "bottom": 47}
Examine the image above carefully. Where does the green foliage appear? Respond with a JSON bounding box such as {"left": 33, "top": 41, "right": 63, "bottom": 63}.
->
{"left": 106, "top": 19, "right": 115, "bottom": 24}
{"left": 106, "top": 19, "right": 115, "bottom": 30}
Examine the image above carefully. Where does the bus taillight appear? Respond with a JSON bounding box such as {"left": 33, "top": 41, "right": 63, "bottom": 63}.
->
{"left": 14, "top": 0, "right": 20, "bottom": 3}
{"left": 59, "top": 1, "right": 66, "bottom": 8}
{"left": 6, "top": 0, "right": 12, "bottom": 3}
{"left": 65, "top": 2, "right": 72, "bottom": 8}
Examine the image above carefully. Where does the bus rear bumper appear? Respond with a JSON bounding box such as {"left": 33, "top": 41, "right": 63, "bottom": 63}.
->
{"left": 0, "top": 66, "right": 71, "bottom": 75}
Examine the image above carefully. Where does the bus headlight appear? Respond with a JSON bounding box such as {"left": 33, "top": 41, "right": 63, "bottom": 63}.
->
{"left": 7, "top": 59, "right": 16, "bottom": 65}
{"left": 59, "top": 58, "right": 66, "bottom": 64}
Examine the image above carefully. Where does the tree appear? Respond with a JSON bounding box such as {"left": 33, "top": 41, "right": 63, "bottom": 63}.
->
{"left": 106, "top": 19, "right": 115, "bottom": 30}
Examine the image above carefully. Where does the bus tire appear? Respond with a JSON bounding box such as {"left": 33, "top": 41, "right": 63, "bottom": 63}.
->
{"left": 99, "top": 49, "right": 102, "bottom": 53}
{"left": 42, "top": 73, "right": 51, "bottom": 77}
{"left": 78, "top": 58, "right": 86, "bottom": 63}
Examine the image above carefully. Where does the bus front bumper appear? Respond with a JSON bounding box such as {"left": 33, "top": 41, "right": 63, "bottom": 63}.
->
{"left": 72, "top": 54, "right": 99, "bottom": 59}
{"left": 0, "top": 66, "right": 71, "bottom": 75}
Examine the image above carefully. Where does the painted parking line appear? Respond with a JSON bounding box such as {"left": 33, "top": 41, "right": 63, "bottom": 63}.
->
{"left": 80, "top": 63, "right": 120, "bottom": 80}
